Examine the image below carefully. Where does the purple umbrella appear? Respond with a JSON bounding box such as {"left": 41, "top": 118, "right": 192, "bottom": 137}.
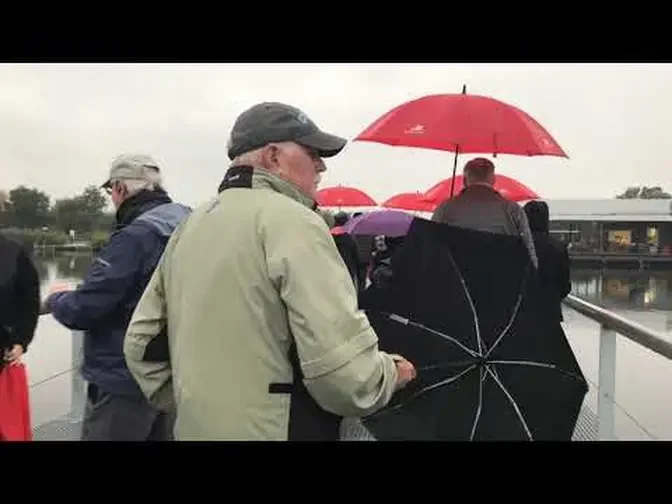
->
{"left": 343, "top": 210, "right": 416, "bottom": 237}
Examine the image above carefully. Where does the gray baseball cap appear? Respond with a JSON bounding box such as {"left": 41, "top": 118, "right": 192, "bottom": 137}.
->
{"left": 227, "top": 102, "right": 347, "bottom": 160}
{"left": 101, "top": 154, "right": 161, "bottom": 189}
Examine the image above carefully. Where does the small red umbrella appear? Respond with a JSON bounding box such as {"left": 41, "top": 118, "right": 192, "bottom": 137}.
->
{"left": 316, "top": 186, "right": 377, "bottom": 208}
{"left": 381, "top": 192, "right": 435, "bottom": 212}
{"left": 0, "top": 363, "right": 32, "bottom": 441}
{"left": 423, "top": 174, "right": 539, "bottom": 208}
{"left": 354, "top": 85, "right": 568, "bottom": 197}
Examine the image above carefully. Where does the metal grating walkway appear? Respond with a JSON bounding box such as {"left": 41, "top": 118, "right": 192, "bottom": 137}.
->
{"left": 339, "top": 404, "right": 601, "bottom": 441}
{"left": 32, "top": 404, "right": 600, "bottom": 441}
{"left": 33, "top": 415, "right": 82, "bottom": 441}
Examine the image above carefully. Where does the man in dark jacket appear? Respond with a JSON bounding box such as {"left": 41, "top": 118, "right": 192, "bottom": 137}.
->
{"left": 43, "top": 154, "right": 191, "bottom": 441}
{"left": 431, "top": 157, "right": 538, "bottom": 268}
{"left": 0, "top": 233, "right": 40, "bottom": 368}
{"left": 523, "top": 200, "right": 571, "bottom": 324}
{"left": 330, "top": 212, "right": 365, "bottom": 292}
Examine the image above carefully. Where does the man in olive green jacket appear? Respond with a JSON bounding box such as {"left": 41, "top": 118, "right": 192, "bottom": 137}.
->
{"left": 123, "top": 102, "right": 416, "bottom": 441}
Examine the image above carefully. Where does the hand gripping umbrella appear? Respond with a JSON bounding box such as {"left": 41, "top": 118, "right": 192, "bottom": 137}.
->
{"left": 358, "top": 218, "right": 588, "bottom": 441}
{"left": 354, "top": 85, "right": 568, "bottom": 198}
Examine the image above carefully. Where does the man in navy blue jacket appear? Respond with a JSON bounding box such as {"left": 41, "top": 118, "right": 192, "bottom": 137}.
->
{"left": 44, "top": 154, "right": 190, "bottom": 441}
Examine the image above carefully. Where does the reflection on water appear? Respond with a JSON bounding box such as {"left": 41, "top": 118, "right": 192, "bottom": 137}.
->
{"left": 26, "top": 253, "right": 672, "bottom": 440}
{"left": 25, "top": 252, "right": 90, "bottom": 434}
{"left": 571, "top": 269, "right": 672, "bottom": 336}
{"left": 571, "top": 269, "right": 672, "bottom": 312}
{"left": 34, "top": 250, "right": 92, "bottom": 288}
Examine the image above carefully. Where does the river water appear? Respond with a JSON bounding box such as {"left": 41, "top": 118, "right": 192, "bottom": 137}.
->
{"left": 24, "top": 252, "right": 672, "bottom": 441}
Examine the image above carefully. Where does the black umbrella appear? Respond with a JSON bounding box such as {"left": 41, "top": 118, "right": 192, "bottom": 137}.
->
{"left": 359, "top": 218, "right": 589, "bottom": 441}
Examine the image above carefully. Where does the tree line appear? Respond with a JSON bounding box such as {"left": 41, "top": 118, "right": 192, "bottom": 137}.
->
{"left": 0, "top": 185, "right": 114, "bottom": 247}
{"left": 616, "top": 186, "right": 671, "bottom": 199}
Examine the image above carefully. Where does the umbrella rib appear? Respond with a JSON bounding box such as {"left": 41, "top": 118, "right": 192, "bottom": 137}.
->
{"left": 485, "top": 365, "right": 534, "bottom": 441}
{"left": 365, "top": 364, "right": 477, "bottom": 420}
{"left": 386, "top": 312, "right": 480, "bottom": 358}
{"left": 469, "top": 367, "right": 486, "bottom": 441}
{"left": 484, "top": 265, "right": 530, "bottom": 359}
{"left": 445, "top": 252, "right": 483, "bottom": 356}
{"left": 488, "top": 360, "right": 587, "bottom": 383}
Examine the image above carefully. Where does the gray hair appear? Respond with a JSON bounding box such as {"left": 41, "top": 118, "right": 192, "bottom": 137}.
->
{"left": 115, "top": 168, "right": 164, "bottom": 196}
{"left": 231, "top": 147, "right": 265, "bottom": 167}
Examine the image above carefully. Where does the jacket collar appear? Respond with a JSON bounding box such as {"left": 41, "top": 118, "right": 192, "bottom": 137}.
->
{"left": 218, "top": 164, "right": 317, "bottom": 211}
{"left": 115, "top": 189, "right": 173, "bottom": 230}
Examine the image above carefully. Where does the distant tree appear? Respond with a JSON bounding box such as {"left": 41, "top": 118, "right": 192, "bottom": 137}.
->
{"left": 79, "top": 185, "right": 107, "bottom": 216}
{"left": 52, "top": 185, "right": 108, "bottom": 234}
{"left": 616, "top": 186, "right": 672, "bottom": 199}
{"left": 0, "top": 190, "right": 8, "bottom": 226}
{"left": 4, "top": 185, "right": 51, "bottom": 228}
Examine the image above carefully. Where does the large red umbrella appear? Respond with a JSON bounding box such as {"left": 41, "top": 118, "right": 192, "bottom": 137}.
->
{"left": 354, "top": 86, "right": 568, "bottom": 197}
{"left": 381, "top": 192, "right": 435, "bottom": 212}
{"left": 423, "top": 174, "right": 539, "bottom": 208}
{"left": 316, "top": 186, "right": 377, "bottom": 207}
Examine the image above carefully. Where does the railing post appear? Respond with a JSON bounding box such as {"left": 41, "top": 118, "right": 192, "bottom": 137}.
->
{"left": 597, "top": 325, "right": 617, "bottom": 440}
{"left": 69, "top": 330, "right": 86, "bottom": 418}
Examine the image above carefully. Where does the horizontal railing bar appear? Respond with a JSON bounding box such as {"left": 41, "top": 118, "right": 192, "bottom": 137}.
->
{"left": 563, "top": 294, "right": 672, "bottom": 361}
{"left": 39, "top": 296, "right": 672, "bottom": 358}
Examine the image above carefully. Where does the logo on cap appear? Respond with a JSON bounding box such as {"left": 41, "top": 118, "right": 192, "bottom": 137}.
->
{"left": 297, "top": 113, "right": 309, "bottom": 124}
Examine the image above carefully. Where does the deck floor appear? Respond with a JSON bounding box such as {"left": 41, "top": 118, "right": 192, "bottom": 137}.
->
{"left": 32, "top": 404, "right": 600, "bottom": 441}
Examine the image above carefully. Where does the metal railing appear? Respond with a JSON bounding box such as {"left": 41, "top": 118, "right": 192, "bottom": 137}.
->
{"left": 562, "top": 294, "right": 672, "bottom": 440}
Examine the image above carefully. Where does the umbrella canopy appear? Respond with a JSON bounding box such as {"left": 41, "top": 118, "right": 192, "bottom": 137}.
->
{"left": 0, "top": 363, "right": 32, "bottom": 441}
{"left": 354, "top": 86, "right": 568, "bottom": 198}
{"left": 354, "top": 88, "right": 568, "bottom": 158}
{"left": 343, "top": 210, "right": 416, "bottom": 237}
{"left": 358, "top": 218, "right": 588, "bottom": 441}
{"left": 423, "top": 174, "right": 539, "bottom": 206}
{"left": 316, "top": 186, "right": 377, "bottom": 207}
{"left": 381, "top": 192, "right": 435, "bottom": 212}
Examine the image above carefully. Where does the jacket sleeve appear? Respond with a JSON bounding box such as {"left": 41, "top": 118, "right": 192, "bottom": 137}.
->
{"left": 265, "top": 206, "right": 399, "bottom": 418}
{"left": 511, "top": 204, "right": 539, "bottom": 269}
{"left": 12, "top": 248, "right": 41, "bottom": 351}
{"left": 45, "top": 230, "right": 145, "bottom": 331}
{"left": 123, "top": 236, "right": 174, "bottom": 412}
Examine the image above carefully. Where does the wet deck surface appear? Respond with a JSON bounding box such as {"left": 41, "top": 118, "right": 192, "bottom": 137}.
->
{"left": 31, "top": 364, "right": 600, "bottom": 441}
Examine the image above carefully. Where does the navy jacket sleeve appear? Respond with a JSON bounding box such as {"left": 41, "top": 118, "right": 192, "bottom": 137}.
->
{"left": 46, "top": 230, "right": 143, "bottom": 331}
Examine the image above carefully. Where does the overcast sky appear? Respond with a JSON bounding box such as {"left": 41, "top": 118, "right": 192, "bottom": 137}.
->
{"left": 0, "top": 63, "right": 668, "bottom": 209}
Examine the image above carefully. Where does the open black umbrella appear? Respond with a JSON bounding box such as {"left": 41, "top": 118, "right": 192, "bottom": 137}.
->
{"left": 359, "top": 218, "right": 588, "bottom": 441}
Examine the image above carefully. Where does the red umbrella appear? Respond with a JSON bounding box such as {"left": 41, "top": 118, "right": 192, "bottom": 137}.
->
{"left": 0, "top": 363, "right": 32, "bottom": 441}
{"left": 381, "top": 192, "right": 435, "bottom": 212}
{"left": 316, "top": 186, "right": 377, "bottom": 207}
{"left": 354, "top": 85, "right": 568, "bottom": 197}
{"left": 423, "top": 174, "right": 539, "bottom": 208}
